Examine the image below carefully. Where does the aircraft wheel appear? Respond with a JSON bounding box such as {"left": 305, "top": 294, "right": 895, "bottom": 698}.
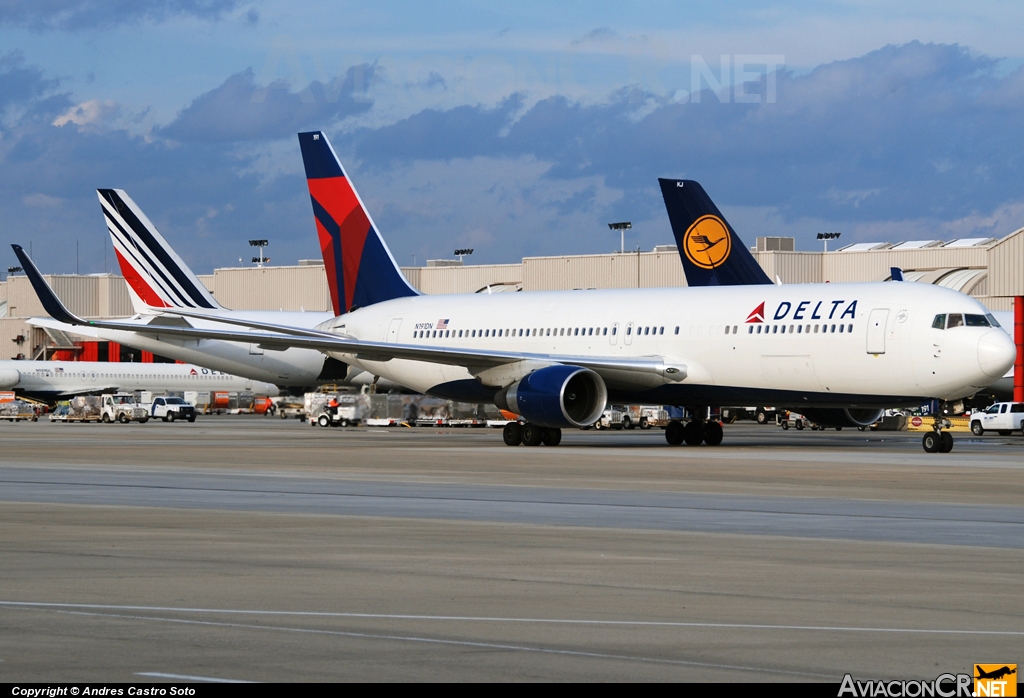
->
{"left": 665, "top": 421, "right": 685, "bottom": 446}
{"left": 922, "top": 432, "right": 940, "bottom": 453}
{"left": 683, "top": 420, "right": 704, "bottom": 446}
{"left": 541, "top": 428, "right": 562, "bottom": 447}
{"left": 318, "top": 415, "right": 330, "bottom": 427}
{"left": 521, "top": 423, "right": 544, "bottom": 447}
{"left": 503, "top": 422, "right": 522, "bottom": 446}
{"left": 703, "top": 421, "right": 724, "bottom": 446}
{"left": 939, "top": 431, "right": 954, "bottom": 453}
{"left": 970, "top": 421, "right": 984, "bottom": 436}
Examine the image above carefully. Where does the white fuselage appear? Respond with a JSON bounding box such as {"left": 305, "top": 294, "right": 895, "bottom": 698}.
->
{"left": 318, "top": 282, "right": 1015, "bottom": 407}
{"left": 0, "top": 360, "right": 280, "bottom": 398}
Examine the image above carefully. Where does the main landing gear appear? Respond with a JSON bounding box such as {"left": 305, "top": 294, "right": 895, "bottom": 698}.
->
{"left": 503, "top": 422, "right": 562, "bottom": 447}
{"left": 664, "top": 418, "right": 723, "bottom": 446}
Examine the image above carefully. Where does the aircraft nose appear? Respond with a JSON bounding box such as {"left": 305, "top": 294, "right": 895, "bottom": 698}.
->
{"left": 978, "top": 329, "right": 1016, "bottom": 378}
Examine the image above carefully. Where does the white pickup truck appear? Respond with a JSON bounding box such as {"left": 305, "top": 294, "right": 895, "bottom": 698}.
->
{"left": 970, "top": 402, "right": 1024, "bottom": 436}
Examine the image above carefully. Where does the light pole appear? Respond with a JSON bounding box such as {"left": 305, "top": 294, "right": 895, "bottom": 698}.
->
{"left": 454, "top": 248, "right": 474, "bottom": 263}
{"left": 608, "top": 222, "right": 632, "bottom": 254}
{"left": 6, "top": 266, "right": 22, "bottom": 280}
{"left": 817, "top": 232, "right": 841, "bottom": 252}
{"left": 249, "top": 239, "right": 269, "bottom": 267}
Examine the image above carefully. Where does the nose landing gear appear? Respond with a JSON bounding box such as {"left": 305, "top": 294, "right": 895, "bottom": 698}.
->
{"left": 922, "top": 415, "right": 954, "bottom": 453}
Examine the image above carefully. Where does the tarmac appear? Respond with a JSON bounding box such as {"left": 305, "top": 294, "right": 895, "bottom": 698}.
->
{"left": 0, "top": 418, "right": 1021, "bottom": 682}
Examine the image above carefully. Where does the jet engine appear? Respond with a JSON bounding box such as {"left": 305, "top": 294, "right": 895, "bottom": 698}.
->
{"left": 0, "top": 368, "right": 20, "bottom": 389}
{"left": 800, "top": 407, "right": 885, "bottom": 428}
{"left": 494, "top": 365, "right": 607, "bottom": 429}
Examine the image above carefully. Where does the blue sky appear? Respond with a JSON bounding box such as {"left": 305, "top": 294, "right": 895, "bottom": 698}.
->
{"left": 2, "top": 1, "right": 1024, "bottom": 274}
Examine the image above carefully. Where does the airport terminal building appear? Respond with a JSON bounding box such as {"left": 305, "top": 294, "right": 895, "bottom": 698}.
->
{"left": 1, "top": 227, "right": 1022, "bottom": 361}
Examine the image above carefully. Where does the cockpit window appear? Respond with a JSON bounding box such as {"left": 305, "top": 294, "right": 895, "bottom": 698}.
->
{"left": 986, "top": 314, "right": 1001, "bottom": 328}
{"left": 964, "top": 314, "right": 990, "bottom": 327}
{"left": 946, "top": 313, "right": 964, "bottom": 328}
{"left": 932, "top": 314, "right": 946, "bottom": 329}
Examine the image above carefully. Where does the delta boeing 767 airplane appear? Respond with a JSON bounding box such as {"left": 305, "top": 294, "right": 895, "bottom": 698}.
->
{"left": 12, "top": 131, "right": 1016, "bottom": 452}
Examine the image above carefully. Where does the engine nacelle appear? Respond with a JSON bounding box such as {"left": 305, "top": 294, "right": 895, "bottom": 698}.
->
{"left": 494, "top": 365, "right": 607, "bottom": 429}
{"left": 800, "top": 407, "right": 885, "bottom": 428}
{"left": 0, "top": 368, "right": 20, "bottom": 389}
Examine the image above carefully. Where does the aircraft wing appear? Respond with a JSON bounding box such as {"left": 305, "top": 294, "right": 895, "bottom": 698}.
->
{"left": 13, "top": 245, "right": 687, "bottom": 384}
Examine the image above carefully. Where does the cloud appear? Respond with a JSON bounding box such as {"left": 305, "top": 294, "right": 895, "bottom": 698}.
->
{"left": 338, "top": 41, "right": 1024, "bottom": 250}
{"left": 159, "top": 65, "right": 376, "bottom": 143}
{"left": 0, "top": 51, "right": 63, "bottom": 116}
{"left": 52, "top": 99, "right": 121, "bottom": 129}
{"left": 0, "top": 0, "right": 244, "bottom": 30}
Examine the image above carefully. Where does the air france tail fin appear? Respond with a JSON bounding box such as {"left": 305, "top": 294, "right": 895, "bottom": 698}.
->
{"left": 298, "top": 131, "right": 418, "bottom": 316}
{"left": 98, "top": 189, "right": 221, "bottom": 312}
{"left": 658, "top": 178, "right": 772, "bottom": 286}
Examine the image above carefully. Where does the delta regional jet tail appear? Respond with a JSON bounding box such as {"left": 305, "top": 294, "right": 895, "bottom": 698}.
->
{"left": 12, "top": 130, "right": 1016, "bottom": 452}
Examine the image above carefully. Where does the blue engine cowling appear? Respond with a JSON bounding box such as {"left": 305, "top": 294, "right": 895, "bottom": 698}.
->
{"left": 494, "top": 365, "right": 607, "bottom": 429}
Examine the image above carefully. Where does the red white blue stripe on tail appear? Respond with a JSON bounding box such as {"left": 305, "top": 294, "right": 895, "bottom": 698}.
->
{"left": 98, "top": 189, "right": 220, "bottom": 311}
{"left": 298, "top": 131, "right": 418, "bottom": 316}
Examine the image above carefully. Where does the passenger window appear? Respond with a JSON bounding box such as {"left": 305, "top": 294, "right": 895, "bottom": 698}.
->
{"left": 611, "top": 327, "right": 616, "bottom": 335}
{"left": 675, "top": 326, "right": 679, "bottom": 334}
{"left": 932, "top": 314, "right": 946, "bottom": 329}
{"left": 947, "top": 314, "right": 963, "bottom": 328}
{"left": 839, "top": 325, "right": 844, "bottom": 333}
{"left": 848, "top": 324, "right": 853, "bottom": 333}
{"left": 724, "top": 326, "right": 730, "bottom": 335}
{"left": 781, "top": 326, "right": 786, "bottom": 334}
{"left": 797, "top": 326, "right": 802, "bottom": 334}
{"left": 748, "top": 326, "right": 753, "bottom": 334}
{"left": 830, "top": 324, "right": 836, "bottom": 332}
{"left": 643, "top": 327, "right": 649, "bottom": 336}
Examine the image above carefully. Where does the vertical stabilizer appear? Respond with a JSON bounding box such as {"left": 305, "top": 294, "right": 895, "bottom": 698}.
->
{"left": 298, "top": 131, "right": 418, "bottom": 316}
{"left": 659, "top": 178, "right": 773, "bottom": 286}
{"left": 98, "top": 189, "right": 221, "bottom": 311}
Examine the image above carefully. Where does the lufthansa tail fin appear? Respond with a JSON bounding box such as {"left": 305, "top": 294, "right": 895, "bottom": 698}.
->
{"left": 298, "top": 131, "right": 418, "bottom": 315}
{"left": 659, "top": 178, "right": 772, "bottom": 286}
{"left": 98, "top": 189, "right": 221, "bottom": 312}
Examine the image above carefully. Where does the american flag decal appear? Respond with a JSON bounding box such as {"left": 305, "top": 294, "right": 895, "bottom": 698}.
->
{"left": 437, "top": 319, "right": 449, "bottom": 329}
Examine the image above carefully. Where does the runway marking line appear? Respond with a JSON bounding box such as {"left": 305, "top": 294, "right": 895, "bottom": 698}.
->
{"left": 49, "top": 608, "right": 832, "bottom": 679}
{"left": 2, "top": 601, "right": 1021, "bottom": 636}
{"left": 136, "top": 673, "right": 253, "bottom": 684}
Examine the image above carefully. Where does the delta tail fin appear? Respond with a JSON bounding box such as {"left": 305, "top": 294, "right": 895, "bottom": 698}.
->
{"left": 298, "top": 131, "right": 418, "bottom": 315}
{"left": 98, "top": 189, "right": 221, "bottom": 312}
{"left": 659, "top": 179, "right": 772, "bottom": 286}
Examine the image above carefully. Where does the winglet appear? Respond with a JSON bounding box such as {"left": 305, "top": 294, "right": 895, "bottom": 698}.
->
{"left": 10, "top": 245, "right": 87, "bottom": 326}
{"left": 890, "top": 267, "right": 904, "bottom": 282}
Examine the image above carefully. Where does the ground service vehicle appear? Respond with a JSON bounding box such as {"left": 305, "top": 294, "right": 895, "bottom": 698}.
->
{"left": 970, "top": 402, "right": 1024, "bottom": 436}
{"left": 102, "top": 394, "right": 149, "bottom": 423}
{"left": 150, "top": 396, "right": 197, "bottom": 422}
